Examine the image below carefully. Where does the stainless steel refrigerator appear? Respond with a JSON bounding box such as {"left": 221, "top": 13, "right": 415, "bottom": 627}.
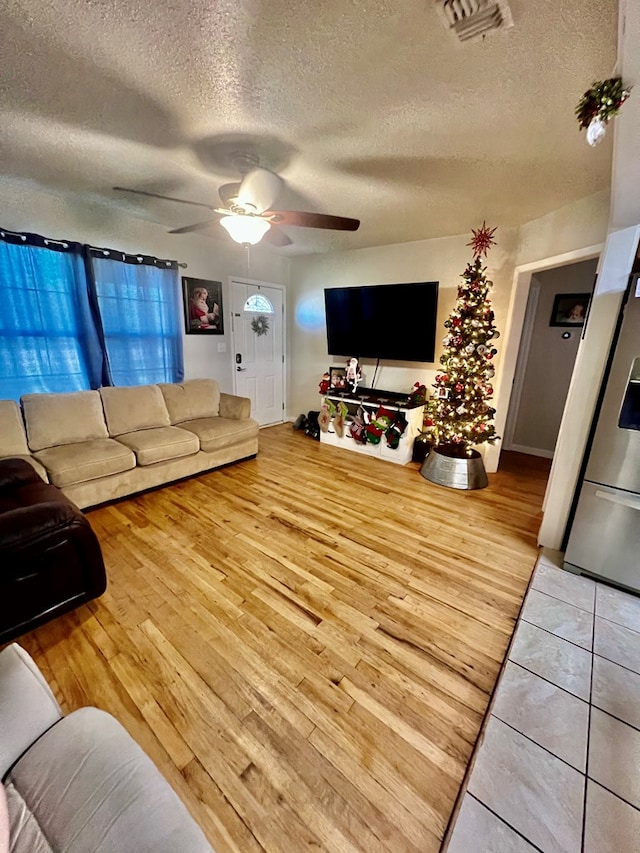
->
{"left": 564, "top": 275, "right": 640, "bottom": 592}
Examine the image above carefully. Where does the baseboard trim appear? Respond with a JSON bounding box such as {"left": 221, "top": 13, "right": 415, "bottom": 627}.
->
{"left": 507, "top": 443, "right": 554, "bottom": 459}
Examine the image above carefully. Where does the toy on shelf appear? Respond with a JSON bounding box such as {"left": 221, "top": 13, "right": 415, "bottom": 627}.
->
{"left": 319, "top": 371, "right": 331, "bottom": 395}
{"left": 345, "top": 357, "right": 362, "bottom": 393}
{"left": 409, "top": 382, "right": 427, "bottom": 405}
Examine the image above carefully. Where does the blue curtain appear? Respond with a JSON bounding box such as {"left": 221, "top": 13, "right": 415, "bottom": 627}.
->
{"left": 0, "top": 239, "right": 104, "bottom": 401}
{"left": 89, "top": 256, "right": 184, "bottom": 386}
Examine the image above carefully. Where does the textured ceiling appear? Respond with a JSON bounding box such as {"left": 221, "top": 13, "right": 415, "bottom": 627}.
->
{"left": 0, "top": 0, "right": 618, "bottom": 254}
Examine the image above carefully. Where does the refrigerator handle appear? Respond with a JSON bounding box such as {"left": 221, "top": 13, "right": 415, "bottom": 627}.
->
{"left": 595, "top": 489, "right": 640, "bottom": 511}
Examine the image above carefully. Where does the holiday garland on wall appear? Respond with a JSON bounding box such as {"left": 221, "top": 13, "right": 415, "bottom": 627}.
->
{"left": 575, "top": 76, "right": 631, "bottom": 146}
{"left": 424, "top": 223, "right": 500, "bottom": 457}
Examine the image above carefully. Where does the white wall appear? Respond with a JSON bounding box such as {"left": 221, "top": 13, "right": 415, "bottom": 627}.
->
{"left": 515, "top": 190, "right": 610, "bottom": 267}
{"left": 509, "top": 259, "right": 598, "bottom": 455}
{"left": 0, "top": 178, "right": 290, "bottom": 394}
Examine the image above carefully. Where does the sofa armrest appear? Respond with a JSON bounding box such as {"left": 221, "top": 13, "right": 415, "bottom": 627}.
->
{"left": 0, "top": 644, "right": 62, "bottom": 779}
{"left": 0, "top": 458, "right": 42, "bottom": 490}
{"left": 7, "top": 707, "right": 213, "bottom": 851}
{"left": 0, "top": 502, "right": 83, "bottom": 557}
{"left": 219, "top": 392, "right": 251, "bottom": 420}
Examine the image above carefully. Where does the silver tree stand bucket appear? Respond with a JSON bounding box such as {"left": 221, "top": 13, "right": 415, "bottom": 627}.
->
{"left": 420, "top": 446, "right": 488, "bottom": 490}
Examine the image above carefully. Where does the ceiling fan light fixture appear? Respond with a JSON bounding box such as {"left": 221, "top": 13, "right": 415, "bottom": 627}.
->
{"left": 220, "top": 214, "right": 270, "bottom": 244}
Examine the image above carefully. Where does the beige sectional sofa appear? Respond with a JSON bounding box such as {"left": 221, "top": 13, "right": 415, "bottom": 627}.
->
{"left": 0, "top": 379, "right": 258, "bottom": 509}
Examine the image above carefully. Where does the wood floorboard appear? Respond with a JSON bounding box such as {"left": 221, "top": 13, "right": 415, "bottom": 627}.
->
{"left": 20, "top": 425, "right": 550, "bottom": 852}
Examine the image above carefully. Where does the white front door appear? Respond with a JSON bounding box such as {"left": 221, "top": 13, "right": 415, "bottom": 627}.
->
{"left": 231, "top": 279, "right": 285, "bottom": 426}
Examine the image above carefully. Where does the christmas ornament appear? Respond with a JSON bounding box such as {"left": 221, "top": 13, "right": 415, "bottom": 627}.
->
{"left": 467, "top": 221, "right": 497, "bottom": 259}
{"left": 576, "top": 77, "right": 631, "bottom": 147}
{"left": 586, "top": 118, "right": 606, "bottom": 147}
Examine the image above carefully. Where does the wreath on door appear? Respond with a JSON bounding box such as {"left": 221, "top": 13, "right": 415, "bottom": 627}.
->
{"left": 251, "top": 315, "right": 270, "bottom": 336}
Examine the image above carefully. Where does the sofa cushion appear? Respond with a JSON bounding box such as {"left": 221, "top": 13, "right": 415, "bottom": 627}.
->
{"left": 116, "top": 426, "right": 199, "bottom": 466}
{"left": 7, "top": 707, "right": 212, "bottom": 853}
{"left": 99, "top": 385, "right": 171, "bottom": 436}
{"left": 0, "top": 401, "right": 30, "bottom": 455}
{"left": 180, "top": 416, "right": 259, "bottom": 453}
{"left": 159, "top": 379, "right": 220, "bottom": 425}
{"left": 22, "top": 391, "right": 108, "bottom": 452}
{"left": 219, "top": 392, "right": 251, "bottom": 420}
{"left": 33, "top": 440, "right": 135, "bottom": 488}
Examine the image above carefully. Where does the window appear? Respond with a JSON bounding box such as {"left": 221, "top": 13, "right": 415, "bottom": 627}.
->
{"left": 0, "top": 239, "right": 103, "bottom": 401}
{"left": 244, "top": 293, "right": 274, "bottom": 313}
{"left": 90, "top": 256, "right": 184, "bottom": 386}
{"left": 0, "top": 231, "right": 184, "bottom": 401}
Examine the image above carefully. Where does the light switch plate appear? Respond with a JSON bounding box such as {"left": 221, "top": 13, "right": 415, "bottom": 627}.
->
{"left": 218, "top": 342, "right": 226, "bottom": 352}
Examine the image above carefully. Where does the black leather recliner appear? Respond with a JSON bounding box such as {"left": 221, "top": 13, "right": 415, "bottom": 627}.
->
{"left": 0, "top": 458, "right": 107, "bottom": 644}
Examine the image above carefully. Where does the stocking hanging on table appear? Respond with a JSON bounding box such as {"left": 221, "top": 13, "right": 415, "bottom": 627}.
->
{"left": 385, "top": 413, "right": 408, "bottom": 450}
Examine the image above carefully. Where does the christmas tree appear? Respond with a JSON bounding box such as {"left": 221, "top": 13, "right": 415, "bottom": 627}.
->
{"left": 425, "top": 223, "right": 500, "bottom": 456}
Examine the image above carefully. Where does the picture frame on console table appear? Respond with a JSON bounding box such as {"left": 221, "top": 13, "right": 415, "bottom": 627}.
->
{"left": 182, "top": 276, "right": 224, "bottom": 334}
{"left": 329, "top": 367, "right": 347, "bottom": 390}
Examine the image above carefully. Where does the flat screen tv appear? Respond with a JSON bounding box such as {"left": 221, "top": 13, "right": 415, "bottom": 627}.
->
{"left": 324, "top": 281, "right": 439, "bottom": 363}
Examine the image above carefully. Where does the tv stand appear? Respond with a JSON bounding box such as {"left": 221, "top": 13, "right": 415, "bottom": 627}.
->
{"left": 320, "top": 387, "right": 424, "bottom": 465}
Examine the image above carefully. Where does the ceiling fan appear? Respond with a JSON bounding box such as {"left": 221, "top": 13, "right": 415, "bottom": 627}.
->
{"left": 113, "top": 155, "right": 360, "bottom": 247}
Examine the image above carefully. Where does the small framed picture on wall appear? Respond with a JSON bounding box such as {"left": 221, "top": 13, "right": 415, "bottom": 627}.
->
{"left": 182, "top": 277, "right": 224, "bottom": 334}
{"left": 549, "top": 293, "right": 590, "bottom": 328}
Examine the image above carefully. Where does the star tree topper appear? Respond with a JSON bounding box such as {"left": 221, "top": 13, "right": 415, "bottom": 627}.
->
{"left": 467, "top": 221, "right": 497, "bottom": 258}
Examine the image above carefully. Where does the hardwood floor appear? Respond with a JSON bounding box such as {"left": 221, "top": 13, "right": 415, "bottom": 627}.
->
{"left": 21, "top": 427, "right": 550, "bottom": 852}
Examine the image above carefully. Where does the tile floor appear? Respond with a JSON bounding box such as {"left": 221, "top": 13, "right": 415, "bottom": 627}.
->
{"left": 445, "top": 550, "right": 640, "bottom": 853}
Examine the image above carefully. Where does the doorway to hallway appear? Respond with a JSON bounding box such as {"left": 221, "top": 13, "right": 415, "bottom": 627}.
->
{"left": 502, "top": 258, "right": 598, "bottom": 462}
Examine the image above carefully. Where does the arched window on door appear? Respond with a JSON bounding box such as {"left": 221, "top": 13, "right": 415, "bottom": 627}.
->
{"left": 244, "top": 293, "right": 274, "bottom": 313}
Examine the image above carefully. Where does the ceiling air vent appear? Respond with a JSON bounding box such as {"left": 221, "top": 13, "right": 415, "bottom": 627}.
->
{"left": 436, "top": 0, "right": 514, "bottom": 43}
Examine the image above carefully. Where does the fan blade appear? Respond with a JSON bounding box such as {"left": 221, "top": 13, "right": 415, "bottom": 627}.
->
{"left": 236, "top": 168, "right": 283, "bottom": 214}
{"left": 264, "top": 210, "right": 360, "bottom": 231}
{"left": 263, "top": 227, "right": 293, "bottom": 247}
{"left": 168, "top": 218, "right": 220, "bottom": 235}
{"left": 113, "top": 187, "right": 215, "bottom": 210}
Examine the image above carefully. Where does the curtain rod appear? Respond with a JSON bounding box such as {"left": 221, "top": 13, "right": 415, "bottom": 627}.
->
{"left": 87, "top": 245, "right": 188, "bottom": 269}
{"left": 0, "top": 227, "right": 187, "bottom": 268}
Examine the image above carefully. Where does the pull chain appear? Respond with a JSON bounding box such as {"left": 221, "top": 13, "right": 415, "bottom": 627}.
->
{"left": 244, "top": 243, "right": 251, "bottom": 281}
